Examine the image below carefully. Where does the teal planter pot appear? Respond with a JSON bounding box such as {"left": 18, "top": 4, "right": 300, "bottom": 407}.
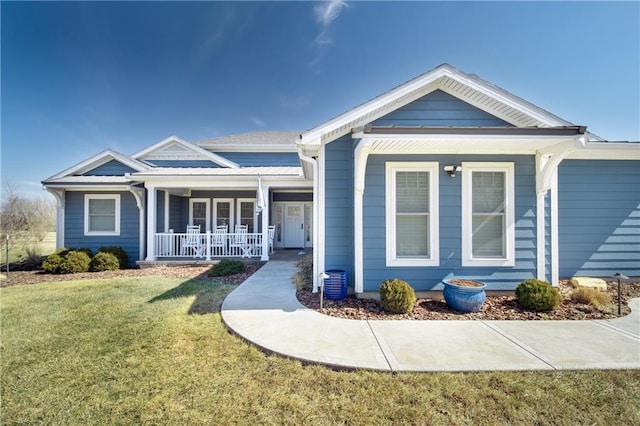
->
{"left": 442, "top": 279, "right": 487, "bottom": 313}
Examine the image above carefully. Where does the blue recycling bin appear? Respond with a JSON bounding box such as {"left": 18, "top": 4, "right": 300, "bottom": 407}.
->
{"left": 324, "top": 270, "right": 347, "bottom": 300}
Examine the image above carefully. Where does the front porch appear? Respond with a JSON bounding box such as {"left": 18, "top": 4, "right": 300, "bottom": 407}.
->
{"left": 152, "top": 230, "right": 271, "bottom": 260}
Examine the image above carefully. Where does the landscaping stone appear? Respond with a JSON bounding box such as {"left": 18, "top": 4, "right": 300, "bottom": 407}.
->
{"left": 570, "top": 276, "right": 608, "bottom": 291}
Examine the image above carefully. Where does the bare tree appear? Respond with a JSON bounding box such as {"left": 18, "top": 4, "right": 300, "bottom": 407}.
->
{"left": 1, "top": 180, "right": 56, "bottom": 244}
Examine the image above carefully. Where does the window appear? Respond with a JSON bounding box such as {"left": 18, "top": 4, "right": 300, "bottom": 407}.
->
{"left": 462, "top": 162, "right": 515, "bottom": 266}
{"left": 84, "top": 194, "right": 120, "bottom": 235}
{"left": 213, "top": 199, "right": 234, "bottom": 230}
{"left": 189, "top": 198, "right": 210, "bottom": 232}
{"left": 237, "top": 199, "right": 256, "bottom": 233}
{"left": 386, "top": 162, "right": 439, "bottom": 266}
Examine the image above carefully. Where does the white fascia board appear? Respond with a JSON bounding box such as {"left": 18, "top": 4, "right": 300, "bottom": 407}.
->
{"left": 567, "top": 143, "right": 640, "bottom": 160}
{"left": 45, "top": 149, "right": 151, "bottom": 181}
{"left": 42, "top": 184, "right": 133, "bottom": 192}
{"left": 132, "top": 135, "right": 240, "bottom": 169}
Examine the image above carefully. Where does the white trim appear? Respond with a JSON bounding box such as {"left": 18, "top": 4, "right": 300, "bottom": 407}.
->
{"left": 84, "top": 194, "right": 121, "bottom": 236}
{"left": 213, "top": 198, "right": 234, "bottom": 231}
{"left": 297, "top": 146, "right": 321, "bottom": 292}
{"left": 132, "top": 135, "right": 240, "bottom": 169}
{"left": 551, "top": 171, "right": 559, "bottom": 285}
{"left": 45, "top": 189, "right": 65, "bottom": 249}
{"left": 385, "top": 162, "right": 440, "bottom": 267}
{"left": 317, "top": 144, "right": 326, "bottom": 291}
{"left": 354, "top": 139, "right": 372, "bottom": 294}
{"left": 236, "top": 198, "right": 257, "bottom": 232}
{"left": 44, "top": 149, "right": 150, "bottom": 181}
{"left": 566, "top": 142, "right": 640, "bottom": 160}
{"left": 189, "top": 198, "right": 211, "bottom": 232}
{"left": 128, "top": 187, "right": 146, "bottom": 262}
{"left": 260, "top": 185, "right": 271, "bottom": 261}
{"left": 461, "top": 162, "right": 515, "bottom": 267}
{"left": 145, "top": 185, "right": 157, "bottom": 261}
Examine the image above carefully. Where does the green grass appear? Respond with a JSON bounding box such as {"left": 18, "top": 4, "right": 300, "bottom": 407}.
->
{"left": 2, "top": 276, "right": 640, "bottom": 425}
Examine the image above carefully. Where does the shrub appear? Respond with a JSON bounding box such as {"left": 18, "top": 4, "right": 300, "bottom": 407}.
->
{"left": 90, "top": 251, "right": 120, "bottom": 272}
{"left": 72, "top": 247, "right": 94, "bottom": 259}
{"left": 59, "top": 250, "right": 91, "bottom": 274}
{"left": 571, "top": 286, "right": 611, "bottom": 309}
{"left": 516, "top": 279, "right": 562, "bottom": 312}
{"left": 42, "top": 253, "right": 65, "bottom": 274}
{"left": 292, "top": 254, "right": 314, "bottom": 291}
{"left": 98, "top": 246, "right": 128, "bottom": 269}
{"left": 379, "top": 278, "right": 416, "bottom": 314}
{"left": 209, "top": 259, "right": 246, "bottom": 277}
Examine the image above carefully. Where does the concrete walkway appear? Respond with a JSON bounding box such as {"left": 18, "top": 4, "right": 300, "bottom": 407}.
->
{"left": 221, "top": 259, "right": 640, "bottom": 372}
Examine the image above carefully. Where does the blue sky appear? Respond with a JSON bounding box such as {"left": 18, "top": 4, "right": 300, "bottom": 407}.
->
{"left": 2, "top": 1, "right": 639, "bottom": 198}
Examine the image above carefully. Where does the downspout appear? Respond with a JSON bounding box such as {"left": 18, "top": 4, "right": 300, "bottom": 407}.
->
{"left": 298, "top": 143, "right": 321, "bottom": 293}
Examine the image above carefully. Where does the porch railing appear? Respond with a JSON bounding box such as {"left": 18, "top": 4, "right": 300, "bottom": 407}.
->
{"left": 154, "top": 232, "right": 264, "bottom": 259}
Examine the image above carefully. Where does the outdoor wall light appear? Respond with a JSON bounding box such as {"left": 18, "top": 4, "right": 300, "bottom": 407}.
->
{"left": 444, "top": 165, "right": 462, "bottom": 177}
{"left": 613, "top": 272, "right": 629, "bottom": 315}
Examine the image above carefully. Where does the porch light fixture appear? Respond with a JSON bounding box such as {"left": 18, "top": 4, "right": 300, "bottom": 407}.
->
{"left": 613, "top": 272, "right": 629, "bottom": 315}
{"left": 444, "top": 165, "right": 462, "bottom": 178}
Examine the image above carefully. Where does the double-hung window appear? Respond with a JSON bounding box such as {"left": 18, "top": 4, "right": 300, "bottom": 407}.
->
{"left": 189, "top": 198, "right": 210, "bottom": 232}
{"left": 84, "top": 194, "right": 120, "bottom": 236}
{"left": 386, "top": 162, "right": 439, "bottom": 266}
{"left": 461, "top": 162, "right": 515, "bottom": 266}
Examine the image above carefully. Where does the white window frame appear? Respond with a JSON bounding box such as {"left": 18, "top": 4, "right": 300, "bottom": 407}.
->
{"left": 189, "top": 198, "right": 211, "bottom": 232}
{"left": 461, "top": 162, "right": 515, "bottom": 267}
{"left": 213, "top": 198, "right": 234, "bottom": 231}
{"left": 385, "top": 162, "right": 439, "bottom": 267}
{"left": 236, "top": 198, "right": 257, "bottom": 232}
{"left": 84, "top": 194, "right": 120, "bottom": 236}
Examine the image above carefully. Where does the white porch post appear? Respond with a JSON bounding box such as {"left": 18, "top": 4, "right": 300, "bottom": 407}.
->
{"left": 45, "top": 189, "right": 65, "bottom": 249}
{"left": 551, "top": 171, "right": 560, "bottom": 285}
{"left": 260, "top": 185, "right": 270, "bottom": 261}
{"left": 353, "top": 137, "right": 372, "bottom": 294}
{"left": 145, "top": 184, "right": 157, "bottom": 261}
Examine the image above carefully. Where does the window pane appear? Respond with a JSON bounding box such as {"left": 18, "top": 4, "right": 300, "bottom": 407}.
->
{"left": 396, "top": 214, "right": 429, "bottom": 257}
{"left": 240, "top": 201, "right": 254, "bottom": 232}
{"left": 472, "top": 214, "right": 504, "bottom": 257}
{"left": 396, "top": 171, "right": 429, "bottom": 213}
{"left": 472, "top": 172, "right": 504, "bottom": 213}
{"left": 216, "top": 202, "right": 230, "bottom": 226}
{"left": 89, "top": 199, "right": 115, "bottom": 215}
{"left": 90, "top": 215, "right": 115, "bottom": 232}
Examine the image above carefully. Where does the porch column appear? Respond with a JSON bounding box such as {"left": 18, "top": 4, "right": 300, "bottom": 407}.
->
{"left": 353, "top": 137, "right": 372, "bottom": 294}
{"left": 145, "top": 184, "right": 157, "bottom": 261}
{"left": 260, "top": 185, "right": 270, "bottom": 261}
{"left": 45, "top": 189, "right": 65, "bottom": 249}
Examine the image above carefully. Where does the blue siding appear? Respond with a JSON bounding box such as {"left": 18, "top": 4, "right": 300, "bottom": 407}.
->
{"left": 362, "top": 154, "right": 537, "bottom": 292}
{"left": 64, "top": 191, "right": 140, "bottom": 266}
{"left": 145, "top": 160, "right": 221, "bottom": 168}
{"left": 324, "top": 136, "right": 355, "bottom": 284}
{"left": 372, "top": 90, "right": 512, "bottom": 127}
{"left": 558, "top": 160, "right": 640, "bottom": 277}
{"left": 156, "top": 191, "right": 165, "bottom": 233}
{"left": 217, "top": 152, "right": 300, "bottom": 167}
{"left": 168, "top": 194, "right": 183, "bottom": 232}
{"left": 85, "top": 159, "right": 137, "bottom": 176}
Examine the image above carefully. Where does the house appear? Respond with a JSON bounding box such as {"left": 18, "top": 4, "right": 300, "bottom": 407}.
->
{"left": 43, "top": 64, "right": 639, "bottom": 296}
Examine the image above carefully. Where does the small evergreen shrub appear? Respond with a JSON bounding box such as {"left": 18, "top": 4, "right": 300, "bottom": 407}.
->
{"left": 98, "top": 246, "right": 128, "bottom": 269}
{"left": 292, "top": 254, "right": 314, "bottom": 291}
{"left": 90, "top": 251, "right": 120, "bottom": 272}
{"left": 72, "top": 247, "right": 94, "bottom": 259}
{"left": 42, "top": 253, "right": 65, "bottom": 274}
{"left": 516, "top": 279, "right": 562, "bottom": 312}
{"left": 379, "top": 278, "right": 416, "bottom": 314}
{"left": 209, "top": 259, "right": 246, "bottom": 277}
{"left": 571, "top": 287, "right": 611, "bottom": 309}
{"left": 59, "top": 250, "right": 91, "bottom": 274}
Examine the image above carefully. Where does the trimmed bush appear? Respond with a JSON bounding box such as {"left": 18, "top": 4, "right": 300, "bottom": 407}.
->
{"left": 42, "top": 253, "right": 65, "bottom": 274}
{"left": 379, "top": 278, "right": 416, "bottom": 314}
{"left": 571, "top": 287, "right": 611, "bottom": 309}
{"left": 59, "top": 250, "right": 91, "bottom": 274}
{"left": 516, "top": 279, "right": 562, "bottom": 312}
{"left": 209, "top": 259, "right": 246, "bottom": 277}
{"left": 292, "top": 254, "right": 313, "bottom": 291}
{"left": 98, "top": 246, "right": 128, "bottom": 269}
{"left": 72, "top": 247, "right": 94, "bottom": 259}
{"left": 90, "top": 252, "right": 121, "bottom": 272}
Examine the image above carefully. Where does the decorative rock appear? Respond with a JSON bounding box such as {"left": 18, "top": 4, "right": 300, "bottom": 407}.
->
{"left": 570, "top": 276, "right": 607, "bottom": 291}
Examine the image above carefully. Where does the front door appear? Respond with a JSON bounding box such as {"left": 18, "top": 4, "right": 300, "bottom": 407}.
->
{"left": 284, "top": 204, "right": 305, "bottom": 248}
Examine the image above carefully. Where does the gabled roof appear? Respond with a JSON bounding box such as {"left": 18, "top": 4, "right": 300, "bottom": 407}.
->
{"left": 133, "top": 135, "right": 239, "bottom": 168}
{"left": 43, "top": 149, "right": 151, "bottom": 182}
{"left": 196, "top": 131, "right": 300, "bottom": 152}
{"left": 300, "top": 63, "right": 586, "bottom": 145}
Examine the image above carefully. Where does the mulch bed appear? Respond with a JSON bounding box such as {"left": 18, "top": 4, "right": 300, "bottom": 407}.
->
{"left": 297, "top": 280, "right": 640, "bottom": 321}
{"left": 0, "top": 262, "right": 264, "bottom": 288}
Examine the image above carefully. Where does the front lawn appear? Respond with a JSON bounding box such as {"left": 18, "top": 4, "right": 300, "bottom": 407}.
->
{"left": 2, "top": 276, "right": 639, "bottom": 425}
